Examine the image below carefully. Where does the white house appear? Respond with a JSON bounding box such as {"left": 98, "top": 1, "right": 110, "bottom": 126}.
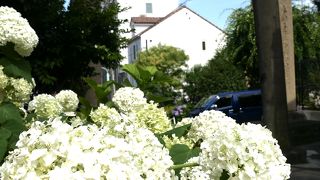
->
{"left": 127, "top": 6, "right": 225, "bottom": 68}
{"left": 117, "top": 0, "right": 180, "bottom": 64}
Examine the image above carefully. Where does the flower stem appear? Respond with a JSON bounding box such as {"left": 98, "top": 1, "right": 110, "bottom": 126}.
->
{"left": 169, "top": 163, "right": 199, "bottom": 170}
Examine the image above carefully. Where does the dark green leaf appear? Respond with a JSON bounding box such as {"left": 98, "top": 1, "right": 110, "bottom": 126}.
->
{"left": 160, "top": 123, "right": 191, "bottom": 138}
{"left": 122, "top": 64, "right": 142, "bottom": 84}
{"left": 220, "top": 170, "right": 230, "bottom": 180}
{"left": 0, "top": 128, "right": 12, "bottom": 140}
{"left": 0, "top": 56, "right": 32, "bottom": 83}
{"left": 2, "top": 119, "right": 26, "bottom": 150}
{"left": 169, "top": 144, "right": 200, "bottom": 164}
{"left": 2, "top": 118, "right": 26, "bottom": 135}
{"left": 0, "top": 139, "right": 8, "bottom": 162}
{"left": 146, "top": 93, "right": 173, "bottom": 104}
{"left": 0, "top": 103, "right": 22, "bottom": 124}
{"left": 83, "top": 77, "right": 98, "bottom": 90}
{"left": 79, "top": 97, "right": 93, "bottom": 116}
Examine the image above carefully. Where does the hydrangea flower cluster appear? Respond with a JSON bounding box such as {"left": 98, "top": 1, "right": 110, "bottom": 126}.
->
{"left": 135, "top": 101, "right": 171, "bottom": 133}
{"left": 180, "top": 157, "right": 210, "bottom": 180}
{"left": 112, "top": 87, "right": 171, "bottom": 133}
{"left": 177, "top": 110, "right": 236, "bottom": 143}
{"left": 55, "top": 90, "right": 79, "bottom": 112}
{"left": 0, "top": 65, "right": 34, "bottom": 106}
{"left": 89, "top": 104, "right": 136, "bottom": 137}
{"left": 28, "top": 90, "right": 79, "bottom": 119}
{"left": 0, "top": 65, "right": 8, "bottom": 88}
{"left": 112, "top": 87, "right": 147, "bottom": 112}
{"left": 178, "top": 110, "right": 291, "bottom": 179}
{"left": 163, "top": 134, "right": 194, "bottom": 149}
{"left": 0, "top": 118, "right": 175, "bottom": 179}
{"left": 309, "top": 90, "right": 320, "bottom": 108}
{"left": 0, "top": 6, "right": 38, "bottom": 56}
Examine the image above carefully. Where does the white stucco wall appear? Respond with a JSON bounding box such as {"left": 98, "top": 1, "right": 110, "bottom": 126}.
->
{"left": 117, "top": 0, "right": 179, "bottom": 64}
{"left": 130, "top": 24, "right": 152, "bottom": 36}
{"left": 130, "top": 7, "right": 225, "bottom": 68}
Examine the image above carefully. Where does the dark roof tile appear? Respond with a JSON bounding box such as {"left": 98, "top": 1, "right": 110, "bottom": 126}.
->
{"left": 131, "top": 16, "right": 163, "bottom": 24}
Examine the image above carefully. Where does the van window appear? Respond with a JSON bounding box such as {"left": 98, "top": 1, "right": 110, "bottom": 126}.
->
{"left": 238, "top": 94, "right": 261, "bottom": 108}
{"left": 216, "top": 96, "right": 232, "bottom": 108}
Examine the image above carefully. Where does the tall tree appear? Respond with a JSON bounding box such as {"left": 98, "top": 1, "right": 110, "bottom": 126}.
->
{"left": 136, "top": 44, "right": 189, "bottom": 83}
{"left": 0, "top": 0, "right": 128, "bottom": 95}
{"left": 184, "top": 49, "right": 247, "bottom": 105}
{"left": 135, "top": 45, "right": 189, "bottom": 104}
{"left": 224, "top": 6, "right": 259, "bottom": 88}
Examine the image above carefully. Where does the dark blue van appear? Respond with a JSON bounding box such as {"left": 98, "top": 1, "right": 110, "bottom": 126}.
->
{"left": 189, "top": 89, "right": 262, "bottom": 123}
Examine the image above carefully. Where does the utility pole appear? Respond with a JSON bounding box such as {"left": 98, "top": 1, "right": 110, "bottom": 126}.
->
{"left": 252, "top": 0, "right": 296, "bottom": 152}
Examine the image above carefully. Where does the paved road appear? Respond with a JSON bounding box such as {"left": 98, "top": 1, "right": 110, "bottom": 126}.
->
{"left": 289, "top": 141, "right": 320, "bottom": 179}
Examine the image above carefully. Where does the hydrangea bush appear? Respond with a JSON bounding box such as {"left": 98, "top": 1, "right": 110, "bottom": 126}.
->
{"left": 0, "top": 6, "right": 38, "bottom": 56}
{"left": 0, "top": 118, "right": 175, "bottom": 179}
{"left": 178, "top": 111, "right": 291, "bottom": 179}
{"left": 309, "top": 90, "right": 320, "bottom": 108}
{"left": 0, "top": 6, "right": 291, "bottom": 180}
{"left": 0, "top": 65, "right": 34, "bottom": 106}
{"left": 0, "top": 6, "right": 38, "bottom": 163}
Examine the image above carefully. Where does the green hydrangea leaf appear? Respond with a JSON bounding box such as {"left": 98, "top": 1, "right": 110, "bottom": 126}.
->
{"left": 160, "top": 123, "right": 191, "bottom": 138}
{"left": 0, "top": 128, "right": 12, "bottom": 140}
{"left": 0, "top": 56, "right": 32, "bottom": 83}
{"left": 2, "top": 118, "right": 26, "bottom": 150}
{"left": 0, "top": 102, "right": 22, "bottom": 124}
{"left": 0, "top": 138, "right": 8, "bottom": 162}
{"left": 169, "top": 144, "right": 200, "bottom": 165}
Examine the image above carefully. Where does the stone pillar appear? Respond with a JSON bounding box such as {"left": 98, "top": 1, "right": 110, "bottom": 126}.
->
{"left": 252, "top": 0, "right": 294, "bottom": 151}
{"left": 279, "top": 0, "right": 296, "bottom": 112}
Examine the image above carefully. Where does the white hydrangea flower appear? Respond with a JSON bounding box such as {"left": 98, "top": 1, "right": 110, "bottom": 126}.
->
{"left": 6, "top": 77, "right": 33, "bottom": 105}
{"left": 178, "top": 110, "right": 290, "bottom": 179}
{"left": 0, "top": 6, "right": 38, "bottom": 56}
{"left": 0, "top": 65, "right": 8, "bottom": 89}
{"left": 180, "top": 157, "right": 210, "bottom": 180}
{"left": 90, "top": 104, "right": 122, "bottom": 125}
{"left": 163, "top": 134, "right": 194, "bottom": 149}
{"left": 89, "top": 103, "right": 134, "bottom": 137}
{"left": 0, "top": 118, "right": 176, "bottom": 179}
{"left": 180, "top": 110, "right": 237, "bottom": 143}
{"left": 309, "top": 90, "right": 320, "bottom": 108}
{"left": 134, "top": 101, "right": 172, "bottom": 133}
{"left": 112, "top": 87, "right": 147, "bottom": 112}
{"left": 28, "top": 94, "right": 63, "bottom": 119}
{"left": 55, "top": 90, "right": 79, "bottom": 112}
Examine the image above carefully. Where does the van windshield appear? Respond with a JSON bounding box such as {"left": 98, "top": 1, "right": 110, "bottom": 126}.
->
{"left": 194, "top": 95, "right": 217, "bottom": 108}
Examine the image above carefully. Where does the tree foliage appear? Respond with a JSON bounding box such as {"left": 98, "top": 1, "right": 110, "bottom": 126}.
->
{"left": 222, "top": 3, "right": 320, "bottom": 91}
{"left": 183, "top": 49, "right": 247, "bottom": 105}
{"left": 136, "top": 44, "right": 189, "bottom": 86}
{"left": 134, "top": 45, "right": 189, "bottom": 106}
{"left": 224, "top": 6, "right": 259, "bottom": 88}
{"left": 122, "top": 64, "right": 175, "bottom": 104}
{"left": 0, "top": 0, "right": 128, "bottom": 95}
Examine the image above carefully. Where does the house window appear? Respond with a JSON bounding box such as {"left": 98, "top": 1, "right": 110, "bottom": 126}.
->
{"left": 133, "top": 45, "right": 136, "bottom": 60}
{"left": 202, "top": 41, "right": 206, "bottom": 50}
{"left": 146, "top": 3, "right": 153, "bottom": 13}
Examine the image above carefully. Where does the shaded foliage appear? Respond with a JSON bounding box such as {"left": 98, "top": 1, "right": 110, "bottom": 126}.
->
{"left": 224, "top": 6, "right": 259, "bottom": 88}
{"left": 135, "top": 45, "right": 189, "bottom": 107}
{"left": 184, "top": 49, "right": 247, "bottom": 105}
{"left": 0, "top": 0, "right": 128, "bottom": 95}
{"left": 136, "top": 45, "right": 189, "bottom": 88}
{"left": 122, "top": 64, "right": 175, "bottom": 105}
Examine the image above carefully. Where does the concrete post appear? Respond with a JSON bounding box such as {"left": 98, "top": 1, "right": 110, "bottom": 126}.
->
{"left": 279, "top": 0, "right": 296, "bottom": 112}
{"left": 252, "top": 0, "right": 293, "bottom": 151}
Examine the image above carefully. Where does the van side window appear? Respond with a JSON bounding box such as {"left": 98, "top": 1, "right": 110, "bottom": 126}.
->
{"left": 216, "top": 97, "right": 232, "bottom": 108}
{"left": 238, "top": 94, "right": 261, "bottom": 108}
